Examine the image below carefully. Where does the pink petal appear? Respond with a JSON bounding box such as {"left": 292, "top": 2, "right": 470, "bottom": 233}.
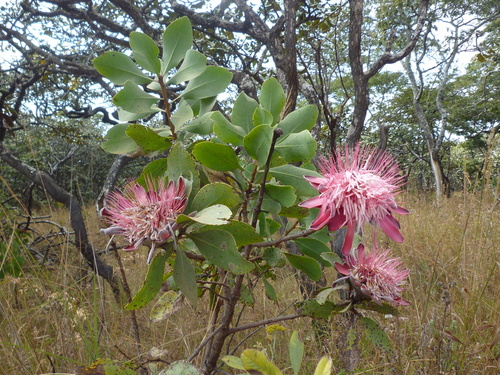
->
{"left": 299, "top": 195, "right": 324, "bottom": 208}
{"left": 342, "top": 223, "right": 356, "bottom": 255}
{"left": 384, "top": 214, "right": 401, "bottom": 229}
{"left": 378, "top": 215, "right": 404, "bottom": 242}
{"left": 327, "top": 210, "right": 347, "bottom": 231}
{"left": 310, "top": 206, "right": 331, "bottom": 230}
{"left": 303, "top": 175, "right": 326, "bottom": 188}
{"left": 334, "top": 262, "right": 350, "bottom": 275}
{"left": 391, "top": 205, "right": 410, "bottom": 215}
{"left": 101, "top": 226, "right": 124, "bottom": 235}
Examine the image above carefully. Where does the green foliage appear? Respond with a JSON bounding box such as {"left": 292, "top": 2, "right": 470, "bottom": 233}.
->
{"left": 91, "top": 19, "right": 408, "bottom": 374}
{"left": 124, "top": 249, "right": 171, "bottom": 311}
{"left": 0, "top": 220, "right": 29, "bottom": 279}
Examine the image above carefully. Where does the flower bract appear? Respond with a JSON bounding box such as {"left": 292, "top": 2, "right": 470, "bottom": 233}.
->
{"left": 334, "top": 244, "right": 410, "bottom": 306}
{"left": 299, "top": 144, "right": 408, "bottom": 254}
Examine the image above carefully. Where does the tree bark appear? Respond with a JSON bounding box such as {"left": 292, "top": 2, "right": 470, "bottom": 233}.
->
{"left": 346, "top": 0, "right": 429, "bottom": 147}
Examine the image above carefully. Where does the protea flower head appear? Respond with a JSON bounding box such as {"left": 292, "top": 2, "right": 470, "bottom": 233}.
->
{"left": 299, "top": 144, "right": 408, "bottom": 255}
{"left": 101, "top": 177, "right": 187, "bottom": 263}
{"left": 334, "top": 244, "right": 410, "bottom": 306}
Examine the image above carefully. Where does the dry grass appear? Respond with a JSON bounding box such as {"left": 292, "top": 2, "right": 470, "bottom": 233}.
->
{"left": 1, "top": 192, "right": 499, "bottom": 374}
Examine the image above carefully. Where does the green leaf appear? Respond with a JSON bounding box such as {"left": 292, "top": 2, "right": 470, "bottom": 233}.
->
{"left": 162, "top": 360, "right": 201, "bottom": 375}
{"left": 130, "top": 31, "right": 161, "bottom": 74}
{"left": 276, "top": 105, "right": 318, "bottom": 137}
{"left": 198, "top": 220, "right": 263, "bottom": 247}
{"left": 192, "top": 141, "right": 241, "bottom": 171}
{"left": 294, "top": 238, "right": 331, "bottom": 266}
{"left": 116, "top": 107, "right": 156, "bottom": 122}
{"left": 289, "top": 331, "right": 304, "bottom": 375}
{"left": 284, "top": 253, "right": 322, "bottom": 281}
{"left": 263, "top": 248, "right": 285, "bottom": 267}
{"left": 253, "top": 106, "right": 274, "bottom": 127}
{"left": 113, "top": 81, "right": 160, "bottom": 114}
{"left": 125, "top": 124, "right": 171, "bottom": 153}
{"left": 187, "top": 96, "right": 217, "bottom": 116}
{"left": 178, "top": 204, "right": 232, "bottom": 225}
{"left": 244, "top": 124, "right": 273, "bottom": 166}
{"left": 239, "top": 283, "right": 255, "bottom": 306}
{"left": 102, "top": 123, "right": 139, "bottom": 155}
{"left": 212, "top": 111, "right": 245, "bottom": 146}
{"left": 180, "top": 66, "right": 232, "bottom": 100}
{"left": 171, "top": 99, "right": 194, "bottom": 131}
{"left": 93, "top": 51, "right": 152, "bottom": 85}
{"left": 277, "top": 205, "right": 310, "bottom": 219}
{"left": 316, "top": 288, "right": 336, "bottom": 305}
{"left": 174, "top": 247, "right": 198, "bottom": 307}
{"left": 125, "top": 250, "right": 171, "bottom": 310}
{"left": 232, "top": 91, "right": 258, "bottom": 133}
{"left": 257, "top": 215, "right": 281, "bottom": 237}
{"left": 189, "top": 230, "right": 254, "bottom": 274}
{"left": 181, "top": 111, "right": 215, "bottom": 135}
{"left": 356, "top": 301, "right": 400, "bottom": 316}
{"left": 319, "top": 252, "right": 342, "bottom": 266}
{"left": 313, "top": 357, "right": 332, "bottom": 375}
{"left": 262, "top": 276, "right": 278, "bottom": 301}
{"left": 275, "top": 130, "right": 317, "bottom": 163}
{"left": 295, "top": 300, "right": 350, "bottom": 319}
{"left": 167, "top": 49, "right": 207, "bottom": 84}
{"left": 150, "top": 290, "right": 182, "bottom": 323}
{"left": 241, "top": 349, "right": 283, "bottom": 375}
{"left": 162, "top": 17, "right": 193, "bottom": 73}
{"left": 265, "top": 184, "right": 296, "bottom": 208}
{"left": 259, "top": 78, "right": 285, "bottom": 125}
{"left": 191, "top": 183, "right": 240, "bottom": 211}
{"left": 222, "top": 355, "right": 246, "bottom": 371}
{"left": 269, "top": 165, "right": 320, "bottom": 196}
{"left": 165, "top": 143, "right": 199, "bottom": 191}
{"left": 360, "top": 316, "right": 393, "bottom": 354}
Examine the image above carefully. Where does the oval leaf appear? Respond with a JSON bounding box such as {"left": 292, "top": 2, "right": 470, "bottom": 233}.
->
{"left": 180, "top": 66, "right": 233, "bottom": 100}
{"left": 150, "top": 290, "right": 182, "bottom": 323}
{"left": 269, "top": 165, "right": 320, "bottom": 196}
{"left": 244, "top": 124, "right": 273, "bottom": 166}
{"left": 191, "top": 183, "right": 240, "bottom": 212}
{"left": 102, "top": 123, "right": 139, "bottom": 155}
{"left": 275, "top": 130, "right": 317, "bottom": 163}
{"left": 173, "top": 247, "right": 198, "bottom": 307}
{"left": 192, "top": 141, "right": 241, "bottom": 171}
{"left": 241, "top": 349, "right": 283, "bottom": 375}
{"left": 294, "top": 238, "right": 332, "bottom": 266}
{"left": 276, "top": 105, "right": 318, "bottom": 137}
{"left": 162, "top": 17, "right": 193, "bottom": 73}
{"left": 126, "top": 124, "right": 171, "bottom": 153}
{"left": 125, "top": 250, "right": 170, "bottom": 310}
{"left": 93, "top": 51, "right": 151, "bottom": 85}
{"left": 167, "top": 49, "right": 207, "bottom": 84}
{"left": 259, "top": 78, "right": 285, "bottom": 125}
{"left": 232, "top": 91, "right": 258, "bottom": 133}
{"left": 289, "top": 331, "right": 304, "bottom": 375}
{"left": 284, "top": 253, "right": 322, "bottom": 281}
{"left": 189, "top": 230, "right": 254, "bottom": 274}
{"left": 130, "top": 31, "right": 161, "bottom": 74}
{"left": 113, "top": 81, "right": 160, "bottom": 114}
{"left": 313, "top": 357, "right": 332, "bottom": 375}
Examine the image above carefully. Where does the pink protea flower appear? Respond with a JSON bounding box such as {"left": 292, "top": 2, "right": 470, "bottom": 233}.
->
{"left": 101, "top": 177, "right": 187, "bottom": 263}
{"left": 334, "top": 244, "right": 410, "bottom": 306}
{"left": 299, "top": 144, "right": 408, "bottom": 255}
